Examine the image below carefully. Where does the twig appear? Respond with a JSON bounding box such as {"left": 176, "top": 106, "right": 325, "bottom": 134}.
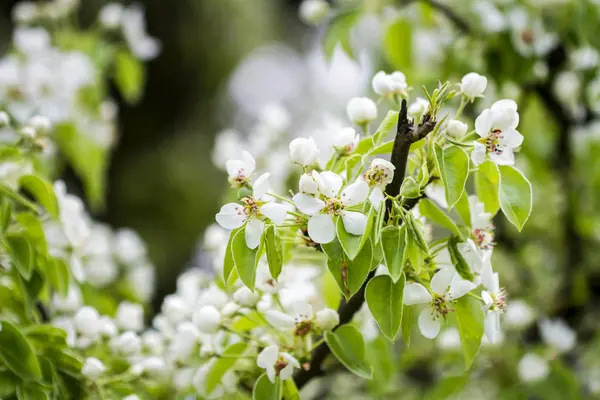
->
{"left": 400, "top": 0, "right": 470, "bottom": 34}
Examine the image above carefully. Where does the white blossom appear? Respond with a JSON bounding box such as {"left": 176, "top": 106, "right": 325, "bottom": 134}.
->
{"left": 299, "top": 0, "right": 329, "bottom": 25}
{"left": 81, "top": 357, "right": 105, "bottom": 380}
{"left": 257, "top": 345, "right": 300, "bottom": 383}
{"left": 193, "top": 306, "right": 222, "bottom": 334}
{"left": 233, "top": 287, "right": 260, "bottom": 307}
{"left": 289, "top": 137, "right": 319, "bottom": 166}
{"left": 122, "top": 5, "right": 161, "bottom": 61}
{"left": 460, "top": 72, "right": 488, "bottom": 99}
{"left": 504, "top": 299, "right": 535, "bottom": 328}
{"left": 481, "top": 264, "right": 505, "bottom": 344}
{"left": 346, "top": 97, "right": 377, "bottom": 125}
{"left": 73, "top": 306, "right": 102, "bottom": 338}
{"left": 371, "top": 71, "right": 407, "bottom": 97}
{"left": 408, "top": 97, "right": 429, "bottom": 122}
{"left": 363, "top": 158, "right": 395, "bottom": 210}
{"left": 226, "top": 151, "right": 256, "bottom": 187}
{"left": 99, "top": 3, "right": 124, "bottom": 28}
{"left": 116, "top": 301, "right": 144, "bottom": 332}
{"left": 110, "top": 331, "right": 142, "bottom": 355}
{"left": 539, "top": 318, "right": 576, "bottom": 353}
{"left": 332, "top": 127, "right": 359, "bottom": 154}
{"left": 518, "top": 353, "right": 549, "bottom": 383}
{"left": 446, "top": 120, "right": 468, "bottom": 138}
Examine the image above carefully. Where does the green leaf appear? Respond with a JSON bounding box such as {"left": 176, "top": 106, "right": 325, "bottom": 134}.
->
{"left": 47, "top": 257, "right": 70, "bottom": 297}
{"left": 380, "top": 226, "right": 407, "bottom": 282}
{"left": 282, "top": 379, "right": 300, "bottom": 400}
{"left": 19, "top": 175, "right": 59, "bottom": 219}
{"left": 114, "top": 49, "right": 145, "bottom": 104}
{"left": 223, "top": 227, "right": 242, "bottom": 284}
{"left": 372, "top": 110, "right": 399, "bottom": 145}
{"left": 366, "top": 337, "right": 395, "bottom": 393}
{"left": 323, "top": 11, "right": 359, "bottom": 59}
{"left": 418, "top": 199, "right": 462, "bottom": 237}
{"left": 336, "top": 211, "right": 372, "bottom": 261}
{"left": 401, "top": 305, "right": 412, "bottom": 345}
{"left": 206, "top": 343, "right": 247, "bottom": 395}
{"left": 0, "top": 197, "right": 13, "bottom": 233}
{"left": 383, "top": 18, "right": 413, "bottom": 77}
{"left": 0, "top": 320, "right": 42, "bottom": 381}
{"left": 365, "top": 274, "right": 405, "bottom": 341}
{"left": 42, "top": 348, "right": 83, "bottom": 377}
{"left": 252, "top": 374, "right": 282, "bottom": 400}
{"left": 426, "top": 375, "right": 469, "bottom": 400}
{"left": 344, "top": 154, "right": 364, "bottom": 182}
{"left": 434, "top": 143, "right": 469, "bottom": 209}
{"left": 322, "top": 269, "right": 342, "bottom": 309}
{"left": 455, "top": 190, "right": 472, "bottom": 227}
{"left": 475, "top": 160, "right": 500, "bottom": 215}
{"left": 25, "top": 325, "right": 68, "bottom": 350}
{"left": 400, "top": 176, "right": 420, "bottom": 198}
{"left": 447, "top": 236, "right": 474, "bottom": 281}
{"left": 498, "top": 165, "right": 532, "bottom": 231}
{"left": 324, "top": 325, "right": 372, "bottom": 379}
{"left": 454, "top": 296, "right": 484, "bottom": 369}
{"left": 323, "top": 239, "right": 373, "bottom": 300}
{"left": 264, "top": 225, "right": 283, "bottom": 281}
{"left": 5, "top": 233, "right": 34, "bottom": 279}
{"left": 15, "top": 213, "right": 47, "bottom": 254}
{"left": 0, "top": 369, "right": 18, "bottom": 398}
{"left": 17, "top": 384, "right": 49, "bottom": 400}
{"left": 231, "top": 227, "right": 259, "bottom": 291}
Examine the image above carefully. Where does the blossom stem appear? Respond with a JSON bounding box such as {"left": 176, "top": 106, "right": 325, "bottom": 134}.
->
{"left": 267, "top": 192, "right": 294, "bottom": 205}
{"left": 454, "top": 96, "right": 468, "bottom": 119}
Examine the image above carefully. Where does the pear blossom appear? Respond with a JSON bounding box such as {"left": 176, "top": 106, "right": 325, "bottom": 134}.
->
{"left": 265, "top": 302, "right": 314, "bottom": 336}
{"left": 257, "top": 345, "right": 300, "bottom": 383}
{"left": 472, "top": 99, "right": 523, "bottom": 166}
{"left": 504, "top": 299, "right": 535, "bottom": 328}
{"left": 518, "top": 353, "right": 549, "bottom": 383}
{"left": 403, "top": 268, "right": 476, "bottom": 339}
{"left": 298, "top": 173, "right": 319, "bottom": 195}
{"left": 460, "top": 72, "right": 487, "bottom": 99}
{"left": 289, "top": 137, "right": 319, "bottom": 166}
{"left": 99, "top": 3, "right": 124, "bottom": 29}
{"left": 216, "top": 173, "right": 287, "bottom": 249}
{"left": 81, "top": 357, "right": 106, "bottom": 380}
{"left": 363, "top": 158, "right": 395, "bottom": 210}
{"left": 292, "top": 171, "right": 369, "bottom": 243}
{"left": 539, "top": 318, "right": 576, "bottom": 353}
{"left": 446, "top": 120, "right": 468, "bottom": 138}
{"left": 508, "top": 8, "right": 558, "bottom": 58}
{"left": 299, "top": 0, "right": 329, "bottom": 25}
{"left": 193, "top": 306, "right": 222, "bottom": 334}
{"left": 371, "top": 71, "right": 408, "bottom": 97}
{"left": 332, "top": 127, "right": 359, "bottom": 154}
{"left": 346, "top": 97, "right": 377, "bottom": 125}
{"left": 315, "top": 308, "right": 339, "bottom": 331}
{"left": 408, "top": 97, "right": 429, "bottom": 122}
{"left": 116, "top": 301, "right": 144, "bottom": 332}
{"left": 481, "top": 264, "right": 506, "bottom": 344}
{"left": 0, "top": 111, "right": 9, "bottom": 127}
{"left": 226, "top": 151, "right": 256, "bottom": 188}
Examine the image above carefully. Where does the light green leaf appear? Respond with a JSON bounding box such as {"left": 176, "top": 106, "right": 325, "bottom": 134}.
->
{"left": 426, "top": 375, "right": 469, "bottom": 400}
{"left": 264, "top": 225, "right": 283, "bottom": 281}
{"left": 47, "top": 257, "right": 70, "bottom": 297}
{"left": 455, "top": 190, "right": 472, "bottom": 227}
{"left": 400, "top": 176, "right": 420, "bottom": 198}
{"left": 498, "top": 165, "right": 532, "bottom": 231}
{"left": 372, "top": 110, "right": 399, "bottom": 144}
{"left": 454, "top": 296, "right": 484, "bottom": 369}
{"left": 231, "top": 227, "right": 259, "bottom": 291}
{"left": 323, "top": 239, "right": 372, "bottom": 300}
{"left": 206, "top": 343, "right": 247, "bottom": 395}
{"left": 322, "top": 269, "right": 342, "bottom": 309}
{"left": 365, "top": 274, "right": 405, "bottom": 341}
{"left": 475, "top": 160, "right": 500, "bottom": 215}
{"left": 447, "top": 236, "right": 474, "bottom": 281}
{"left": 324, "top": 325, "right": 373, "bottom": 379}
{"left": 282, "top": 379, "right": 300, "bottom": 400}
{"left": 114, "top": 49, "right": 145, "bottom": 104}
{"left": 434, "top": 144, "right": 469, "bottom": 209}
{"left": 383, "top": 18, "right": 413, "bottom": 77}
{"left": 24, "top": 325, "right": 68, "bottom": 350}
{"left": 15, "top": 213, "right": 47, "bottom": 254}
{"left": 223, "top": 227, "right": 242, "bottom": 285}
{"left": 366, "top": 337, "right": 395, "bottom": 393}
{"left": 0, "top": 320, "right": 42, "bottom": 381}
{"left": 19, "top": 175, "right": 59, "bottom": 219}
{"left": 17, "top": 384, "right": 49, "bottom": 400}
{"left": 401, "top": 305, "right": 412, "bottom": 345}
{"left": 380, "top": 225, "right": 407, "bottom": 282}
{"left": 252, "top": 374, "right": 282, "bottom": 400}
{"left": 418, "top": 198, "right": 462, "bottom": 237}
{"left": 0, "top": 197, "right": 13, "bottom": 233}
{"left": 5, "top": 233, "right": 33, "bottom": 279}
{"left": 323, "top": 11, "right": 359, "bottom": 59}
{"left": 344, "top": 154, "right": 364, "bottom": 182}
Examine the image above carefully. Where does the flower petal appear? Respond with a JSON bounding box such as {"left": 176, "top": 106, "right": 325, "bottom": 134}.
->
{"left": 368, "top": 187, "right": 385, "bottom": 210}
{"left": 292, "top": 193, "right": 325, "bottom": 216}
{"left": 242, "top": 151, "right": 256, "bottom": 175}
{"left": 403, "top": 283, "right": 432, "bottom": 305}
{"left": 474, "top": 109, "right": 492, "bottom": 137}
{"left": 448, "top": 279, "right": 476, "bottom": 300}
{"left": 341, "top": 211, "right": 367, "bottom": 236}
{"left": 266, "top": 366, "right": 276, "bottom": 383}
{"left": 260, "top": 202, "right": 288, "bottom": 224}
{"left": 481, "top": 290, "right": 494, "bottom": 307}
{"left": 253, "top": 173, "right": 271, "bottom": 199}
{"left": 481, "top": 263, "right": 499, "bottom": 293}
{"left": 279, "top": 363, "right": 294, "bottom": 380}
{"left": 307, "top": 214, "right": 336, "bottom": 244}
{"left": 265, "top": 310, "right": 296, "bottom": 329}
{"left": 418, "top": 308, "right": 441, "bottom": 339}
{"left": 257, "top": 345, "right": 279, "bottom": 368}
{"left": 245, "top": 219, "right": 264, "bottom": 250}
{"left": 216, "top": 203, "right": 246, "bottom": 230}
{"left": 340, "top": 180, "right": 369, "bottom": 206}
{"left": 281, "top": 352, "right": 300, "bottom": 368}
{"left": 489, "top": 149, "right": 514, "bottom": 165}
{"left": 484, "top": 311, "right": 501, "bottom": 344}
{"left": 293, "top": 302, "right": 314, "bottom": 320}
{"left": 315, "top": 171, "right": 343, "bottom": 197}
{"left": 430, "top": 268, "right": 455, "bottom": 296}
{"left": 500, "top": 129, "right": 524, "bottom": 148}
{"left": 226, "top": 159, "right": 245, "bottom": 179}
{"left": 471, "top": 142, "right": 487, "bottom": 166}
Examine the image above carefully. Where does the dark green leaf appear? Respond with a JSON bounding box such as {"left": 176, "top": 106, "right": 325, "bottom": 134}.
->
{"left": 46, "top": 258, "right": 70, "bottom": 297}
{"left": 323, "top": 239, "right": 372, "bottom": 300}
{"left": 232, "top": 227, "right": 259, "bottom": 291}
{"left": 19, "top": 175, "right": 59, "bottom": 219}
{"left": 365, "top": 274, "right": 405, "bottom": 341}
{"left": 0, "top": 320, "right": 42, "bottom": 381}
{"left": 223, "top": 227, "right": 242, "bottom": 284}
{"left": 17, "top": 384, "right": 49, "bottom": 400}
{"left": 25, "top": 325, "right": 68, "bottom": 350}
{"left": 5, "top": 233, "right": 34, "bottom": 279}
{"left": 447, "top": 236, "right": 474, "bottom": 281}
{"left": 252, "top": 373, "right": 282, "bottom": 400}
{"left": 401, "top": 305, "right": 412, "bottom": 345}
{"left": 0, "top": 197, "right": 13, "bottom": 233}
{"left": 324, "top": 325, "right": 372, "bottom": 379}
{"left": 380, "top": 225, "right": 407, "bottom": 282}
{"left": 264, "top": 225, "right": 283, "bottom": 281}
{"left": 454, "top": 296, "right": 484, "bottom": 369}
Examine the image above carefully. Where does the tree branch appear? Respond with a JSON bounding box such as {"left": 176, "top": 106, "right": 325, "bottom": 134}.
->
{"left": 294, "top": 100, "right": 436, "bottom": 390}
{"left": 400, "top": 0, "right": 470, "bottom": 34}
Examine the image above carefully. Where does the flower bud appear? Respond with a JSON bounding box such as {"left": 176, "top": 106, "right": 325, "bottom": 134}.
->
{"left": 333, "top": 127, "right": 359, "bottom": 154}
{"left": 365, "top": 158, "right": 395, "bottom": 187}
{"left": 233, "top": 287, "right": 260, "bottom": 307}
{"left": 28, "top": 115, "right": 51, "bottom": 135}
{"left": 446, "top": 120, "right": 468, "bottom": 138}
{"left": 81, "top": 357, "right": 105, "bottom": 380}
{"left": 372, "top": 71, "right": 407, "bottom": 96}
{"left": 99, "top": 316, "right": 118, "bottom": 337}
{"left": 289, "top": 137, "right": 319, "bottom": 166}
{"left": 0, "top": 111, "right": 10, "bottom": 127}
{"left": 73, "top": 306, "right": 101, "bottom": 337}
{"left": 298, "top": 173, "right": 319, "bottom": 194}
{"left": 518, "top": 353, "right": 549, "bottom": 383}
{"left": 347, "top": 97, "right": 377, "bottom": 125}
{"left": 116, "top": 301, "right": 144, "bottom": 332}
{"left": 99, "top": 3, "right": 124, "bottom": 28}
{"left": 408, "top": 98, "right": 428, "bottom": 121}
{"left": 299, "top": 0, "right": 329, "bottom": 25}
{"left": 460, "top": 72, "right": 487, "bottom": 99}
{"left": 20, "top": 126, "right": 37, "bottom": 139}
{"left": 315, "top": 308, "right": 339, "bottom": 331}
{"left": 193, "top": 306, "right": 222, "bottom": 334}
{"left": 52, "top": 286, "right": 82, "bottom": 313}
{"left": 110, "top": 331, "right": 142, "bottom": 355}
{"left": 13, "top": 2, "right": 38, "bottom": 23}
{"left": 221, "top": 302, "right": 240, "bottom": 317}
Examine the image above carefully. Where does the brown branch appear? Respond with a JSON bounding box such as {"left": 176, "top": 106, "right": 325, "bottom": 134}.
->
{"left": 294, "top": 100, "right": 436, "bottom": 390}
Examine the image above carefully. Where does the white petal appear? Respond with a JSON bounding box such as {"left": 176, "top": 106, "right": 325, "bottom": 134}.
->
{"left": 260, "top": 202, "right": 288, "bottom": 224}
{"left": 242, "top": 151, "right": 256, "bottom": 175}
{"left": 245, "top": 219, "right": 264, "bottom": 250}
{"left": 340, "top": 180, "right": 369, "bottom": 206}
{"left": 293, "top": 302, "right": 314, "bottom": 320}
{"left": 492, "top": 108, "right": 519, "bottom": 131}
{"left": 266, "top": 366, "right": 276, "bottom": 383}
{"left": 341, "top": 211, "right": 367, "bottom": 235}
{"left": 253, "top": 173, "right": 271, "bottom": 199}
{"left": 216, "top": 203, "right": 247, "bottom": 230}
{"left": 226, "top": 160, "right": 245, "bottom": 179}
{"left": 403, "top": 283, "right": 432, "bottom": 305}
{"left": 481, "top": 290, "right": 494, "bottom": 307}
{"left": 292, "top": 193, "right": 325, "bottom": 216}
{"left": 489, "top": 149, "right": 515, "bottom": 165}
{"left": 418, "top": 308, "right": 441, "bottom": 339}
{"left": 491, "top": 99, "right": 518, "bottom": 112}
{"left": 481, "top": 263, "right": 499, "bottom": 293}
{"left": 315, "top": 171, "right": 343, "bottom": 197}
{"left": 424, "top": 182, "right": 448, "bottom": 209}
{"left": 279, "top": 363, "right": 294, "bottom": 380}
{"left": 281, "top": 352, "right": 300, "bottom": 368}
{"left": 257, "top": 345, "right": 279, "bottom": 368}
{"left": 448, "top": 279, "right": 476, "bottom": 300}
{"left": 500, "top": 129, "right": 524, "bottom": 148}
{"left": 307, "top": 214, "right": 336, "bottom": 244}
{"left": 484, "top": 311, "right": 501, "bottom": 344}
{"left": 471, "top": 142, "right": 487, "bottom": 166}
{"left": 265, "top": 310, "right": 296, "bottom": 329}
{"left": 368, "top": 187, "right": 385, "bottom": 210}
{"left": 474, "top": 109, "right": 492, "bottom": 137}
{"left": 430, "top": 268, "right": 455, "bottom": 295}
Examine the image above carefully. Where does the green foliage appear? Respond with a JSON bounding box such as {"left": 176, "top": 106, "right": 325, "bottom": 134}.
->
{"left": 252, "top": 374, "right": 282, "bottom": 400}
{"left": 19, "top": 175, "right": 59, "bottom": 219}
{"left": 114, "top": 50, "right": 146, "bottom": 104}
{"left": 323, "top": 11, "right": 360, "bottom": 59}
{"left": 206, "top": 343, "right": 248, "bottom": 395}
{"left": 231, "top": 226, "right": 260, "bottom": 291}
{"left": 365, "top": 274, "right": 405, "bottom": 341}
{"left": 323, "top": 239, "right": 373, "bottom": 300}
{"left": 263, "top": 225, "right": 283, "bottom": 281}
{"left": 380, "top": 225, "right": 408, "bottom": 282}
{"left": 498, "top": 165, "right": 533, "bottom": 231}
{"left": 0, "top": 320, "right": 42, "bottom": 381}
{"left": 475, "top": 160, "right": 500, "bottom": 215}
{"left": 434, "top": 144, "right": 469, "bottom": 209}
{"left": 383, "top": 18, "right": 413, "bottom": 78}
{"left": 418, "top": 198, "right": 462, "bottom": 237}
{"left": 454, "top": 296, "right": 484, "bottom": 369}
{"left": 324, "top": 325, "right": 373, "bottom": 379}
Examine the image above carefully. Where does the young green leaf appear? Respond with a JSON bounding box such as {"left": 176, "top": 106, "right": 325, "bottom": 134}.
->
{"left": 231, "top": 227, "right": 259, "bottom": 291}
{"left": 115, "top": 50, "right": 145, "bottom": 104}
{"left": 372, "top": 110, "right": 399, "bottom": 145}
{"left": 475, "top": 160, "right": 500, "bottom": 215}
{"left": 252, "top": 373, "right": 282, "bottom": 400}
{"left": 454, "top": 296, "right": 484, "bottom": 369}
{"left": 323, "top": 239, "right": 372, "bottom": 299}
{"left": 0, "top": 320, "right": 42, "bottom": 381}
{"left": 498, "top": 165, "right": 532, "bottom": 231}
{"left": 365, "top": 274, "right": 405, "bottom": 341}
{"left": 434, "top": 143, "right": 469, "bottom": 209}
{"left": 24, "top": 325, "right": 68, "bottom": 350}
{"left": 401, "top": 305, "right": 412, "bottom": 345}
{"left": 447, "top": 236, "right": 474, "bottom": 281}
{"left": 5, "top": 233, "right": 34, "bottom": 280}
{"left": 223, "top": 227, "right": 242, "bottom": 284}
{"left": 282, "top": 379, "right": 300, "bottom": 400}
{"left": 400, "top": 176, "right": 420, "bottom": 198}
{"left": 0, "top": 197, "right": 13, "bottom": 233}
{"left": 264, "top": 225, "right": 283, "bottom": 281}
{"left": 16, "top": 384, "right": 49, "bottom": 400}
{"left": 336, "top": 210, "right": 373, "bottom": 260}
{"left": 455, "top": 190, "right": 472, "bottom": 227}
{"left": 380, "top": 226, "right": 407, "bottom": 282}
{"left": 47, "top": 257, "right": 70, "bottom": 297}
{"left": 206, "top": 343, "right": 247, "bottom": 395}
{"left": 324, "top": 325, "right": 373, "bottom": 379}
{"left": 19, "top": 175, "right": 59, "bottom": 219}
{"left": 383, "top": 18, "right": 413, "bottom": 76}
{"left": 418, "top": 198, "right": 462, "bottom": 237}
{"left": 323, "top": 11, "right": 359, "bottom": 59}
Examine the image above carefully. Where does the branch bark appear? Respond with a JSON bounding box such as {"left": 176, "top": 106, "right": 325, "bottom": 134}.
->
{"left": 294, "top": 100, "right": 436, "bottom": 390}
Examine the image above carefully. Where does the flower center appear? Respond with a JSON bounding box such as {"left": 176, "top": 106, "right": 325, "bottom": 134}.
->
{"left": 274, "top": 357, "right": 289, "bottom": 375}
{"left": 479, "top": 128, "right": 504, "bottom": 155}
{"left": 325, "top": 198, "right": 344, "bottom": 216}
{"left": 472, "top": 227, "right": 495, "bottom": 250}
{"left": 240, "top": 196, "right": 261, "bottom": 217}
{"left": 491, "top": 289, "right": 507, "bottom": 312}
{"left": 430, "top": 294, "right": 453, "bottom": 318}
{"left": 229, "top": 169, "right": 248, "bottom": 188}
{"left": 521, "top": 30, "right": 534, "bottom": 45}
{"left": 294, "top": 320, "right": 313, "bottom": 337}
{"left": 363, "top": 166, "right": 390, "bottom": 186}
